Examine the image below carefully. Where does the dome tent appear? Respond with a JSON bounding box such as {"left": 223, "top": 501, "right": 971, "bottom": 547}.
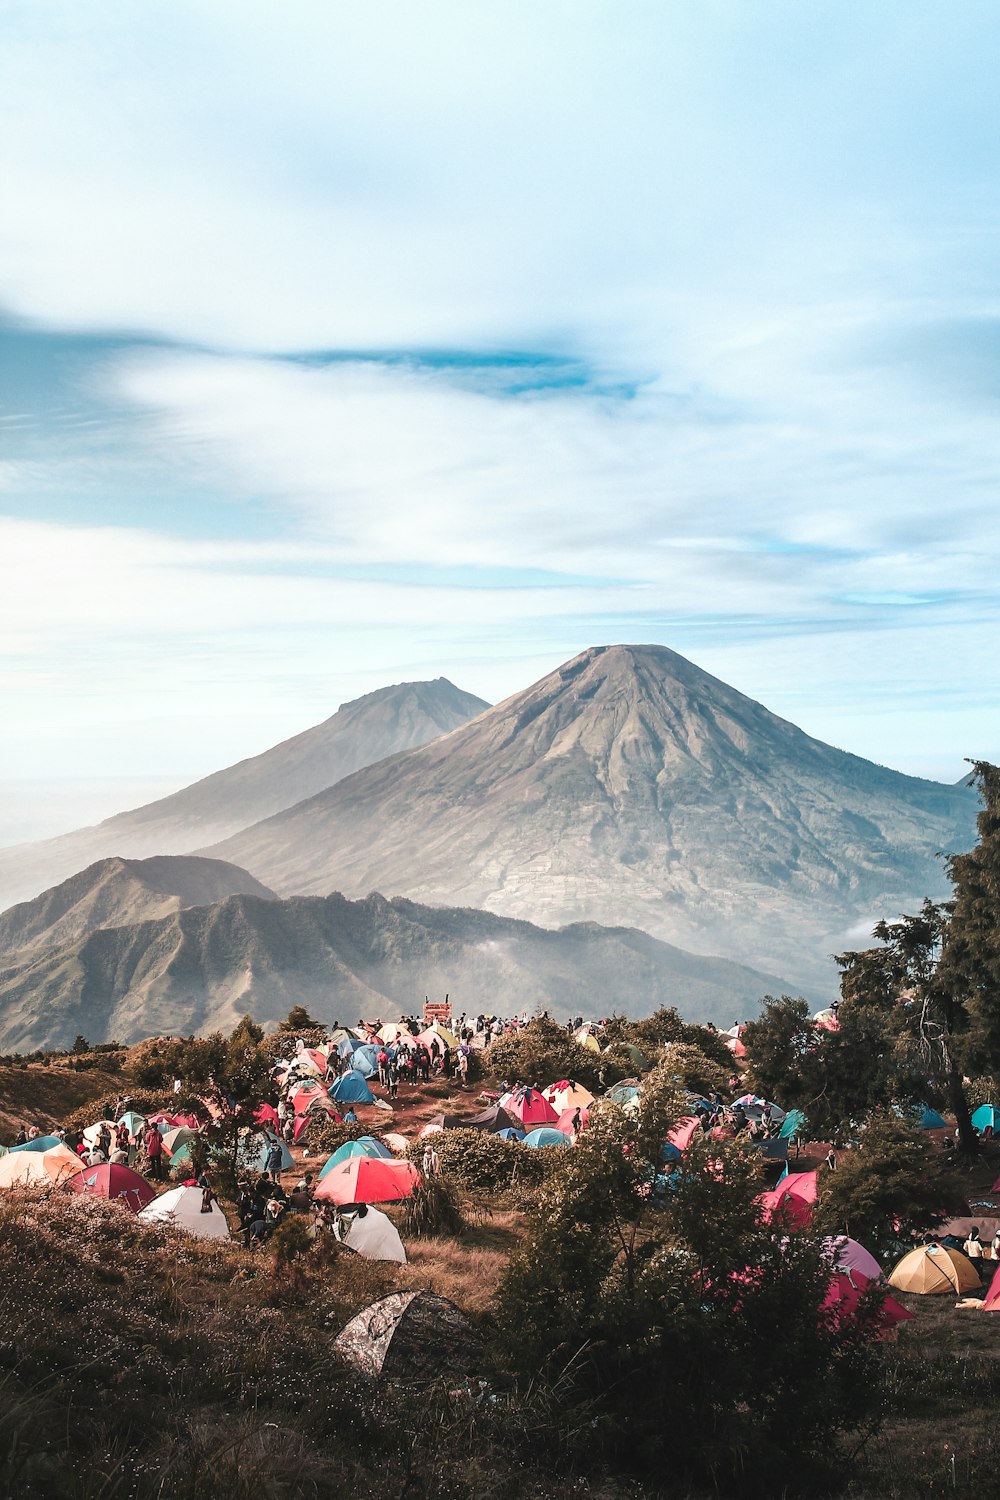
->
{"left": 137, "top": 1185, "right": 230, "bottom": 1240}
{"left": 334, "top": 1204, "right": 407, "bottom": 1263}
{"left": 330, "top": 1071, "right": 374, "bottom": 1105}
{"left": 67, "top": 1163, "right": 155, "bottom": 1212}
{"left": 888, "top": 1244, "right": 981, "bottom": 1295}
{"left": 334, "top": 1290, "right": 481, "bottom": 1381}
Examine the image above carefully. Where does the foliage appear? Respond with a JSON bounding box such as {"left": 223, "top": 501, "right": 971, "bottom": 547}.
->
{"left": 399, "top": 1174, "right": 468, "bottom": 1238}
{"left": 405, "top": 1129, "right": 547, "bottom": 1198}
{"left": 651, "top": 1039, "right": 729, "bottom": 1099}
{"left": 812, "top": 1111, "right": 959, "bottom": 1260}
{"left": 938, "top": 761, "right": 1000, "bottom": 1082}
{"left": 482, "top": 1016, "right": 603, "bottom": 1091}
{"left": 175, "top": 1017, "right": 273, "bottom": 1201}
{"left": 497, "top": 1093, "right": 880, "bottom": 1494}
{"left": 277, "top": 1004, "right": 324, "bottom": 1033}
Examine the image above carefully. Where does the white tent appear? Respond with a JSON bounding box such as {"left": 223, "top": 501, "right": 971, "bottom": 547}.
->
{"left": 334, "top": 1205, "right": 406, "bottom": 1262}
{"left": 137, "top": 1185, "right": 230, "bottom": 1240}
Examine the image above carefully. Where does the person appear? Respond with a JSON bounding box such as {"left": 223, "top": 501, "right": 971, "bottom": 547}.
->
{"left": 13, "top": 1125, "right": 27, "bottom": 1146}
{"left": 144, "top": 1121, "right": 164, "bottom": 1180}
{"left": 343, "top": 1107, "right": 358, "bottom": 1125}
{"left": 991, "top": 1228, "right": 1000, "bottom": 1260}
{"left": 97, "top": 1122, "right": 112, "bottom": 1158}
{"left": 570, "top": 1107, "right": 582, "bottom": 1133}
{"left": 964, "top": 1226, "right": 983, "bottom": 1259}
{"left": 196, "top": 1169, "right": 216, "bottom": 1215}
{"left": 377, "top": 1048, "right": 391, "bottom": 1087}
{"left": 422, "top": 1142, "right": 440, "bottom": 1177}
{"left": 825, "top": 1147, "right": 838, "bottom": 1172}
{"left": 289, "top": 1174, "right": 313, "bottom": 1213}
{"left": 265, "top": 1139, "right": 284, "bottom": 1184}
{"left": 456, "top": 1050, "right": 469, "bottom": 1089}
{"left": 172, "top": 1076, "right": 182, "bottom": 1096}
{"left": 388, "top": 1060, "right": 399, "bottom": 1102}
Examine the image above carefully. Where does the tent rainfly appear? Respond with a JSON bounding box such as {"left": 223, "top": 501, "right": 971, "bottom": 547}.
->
{"left": 888, "top": 1244, "right": 981, "bottom": 1295}
{"left": 137, "top": 1185, "right": 231, "bottom": 1240}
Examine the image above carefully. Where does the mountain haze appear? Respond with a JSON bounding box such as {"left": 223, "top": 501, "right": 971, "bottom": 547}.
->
{"left": 206, "top": 644, "right": 977, "bottom": 996}
{"left": 0, "top": 888, "right": 790, "bottom": 1052}
{"left": 0, "top": 855, "right": 276, "bottom": 960}
{"left": 0, "top": 679, "right": 488, "bottom": 912}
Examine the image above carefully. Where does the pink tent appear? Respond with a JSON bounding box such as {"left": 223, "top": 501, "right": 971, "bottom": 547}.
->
{"left": 823, "top": 1270, "right": 913, "bottom": 1335}
{"left": 555, "top": 1106, "right": 591, "bottom": 1135}
{"left": 666, "top": 1117, "right": 701, "bottom": 1153}
{"left": 982, "top": 1264, "right": 1000, "bottom": 1310}
{"left": 254, "top": 1104, "right": 280, "bottom": 1128}
{"left": 824, "top": 1236, "right": 882, "bottom": 1281}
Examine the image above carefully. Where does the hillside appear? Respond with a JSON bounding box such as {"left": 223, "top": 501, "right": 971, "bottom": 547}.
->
{"left": 205, "top": 644, "right": 977, "bottom": 996}
{"left": 0, "top": 854, "right": 276, "bottom": 959}
{"left": 0, "top": 888, "right": 790, "bottom": 1051}
{"left": 0, "top": 677, "right": 488, "bottom": 911}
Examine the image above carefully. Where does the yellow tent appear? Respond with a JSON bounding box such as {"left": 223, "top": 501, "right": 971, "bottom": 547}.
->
{"left": 0, "top": 1144, "right": 83, "bottom": 1189}
{"left": 888, "top": 1243, "right": 982, "bottom": 1295}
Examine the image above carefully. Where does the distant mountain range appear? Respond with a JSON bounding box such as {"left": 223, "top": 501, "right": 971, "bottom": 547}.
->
{"left": 0, "top": 678, "right": 488, "bottom": 911}
{"left": 203, "top": 644, "right": 977, "bottom": 996}
{"left": 0, "top": 871, "right": 790, "bottom": 1051}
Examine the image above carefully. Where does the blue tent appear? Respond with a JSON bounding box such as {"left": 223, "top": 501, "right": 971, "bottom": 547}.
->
{"left": 330, "top": 1070, "right": 374, "bottom": 1105}
{"left": 522, "top": 1128, "right": 571, "bottom": 1149}
{"left": 916, "top": 1105, "right": 947, "bottom": 1129}
{"left": 496, "top": 1127, "right": 525, "bottom": 1142}
{"left": 608, "top": 1084, "right": 640, "bottom": 1106}
{"left": 972, "top": 1104, "right": 1000, "bottom": 1134}
{"left": 779, "top": 1108, "right": 806, "bottom": 1140}
{"left": 318, "top": 1137, "right": 392, "bottom": 1178}
{"left": 337, "top": 1038, "right": 367, "bottom": 1058}
{"left": 9, "top": 1134, "right": 62, "bottom": 1153}
{"left": 240, "top": 1133, "right": 294, "bottom": 1172}
{"left": 351, "top": 1044, "right": 381, "bottom": 1079}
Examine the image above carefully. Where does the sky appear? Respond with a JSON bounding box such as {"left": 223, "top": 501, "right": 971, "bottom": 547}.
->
{"left": 2, "top": 1, "right": 999, "bottom": 840}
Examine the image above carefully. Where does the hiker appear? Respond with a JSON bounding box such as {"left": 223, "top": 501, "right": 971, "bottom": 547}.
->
{"left": 377, "top": 1048, "right": 391, "bottom": 1086}
{"left": 825, "top": 1148, "right": 838, "bottom": 1172}
{"left": 196, "top": 1169, "right": 216, "bottom": 1215}
{"left": 265, "top": 1139, "right": 284, "bottom": 1184}
{"left": 143, "top": 1121, "right": 164, "bottom": 1180}
{"left": 388, "top": 1060, "right": 399, "bottom": 1102}
{"left": 422, "top": 1143, "right": 440, "bottom": 1176}
{"left": 289, "top": 1174, "right": 313, "bottom": 1213}
{"left": 13, "top": 1125, "right": 27, "bottom": 1146}
{"left": 343, "top": 1107, "right": 358, "bottom": 1124}
{"left": 456, "top": 1050, "right": 469, "bottom": 1089}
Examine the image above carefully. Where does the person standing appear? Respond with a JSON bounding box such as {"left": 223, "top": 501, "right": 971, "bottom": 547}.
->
{"left": 265, "top": 1138, "right": 284, "bottom": 1185}
{"left": 143, "top": 1122, "right": 164, "bottom": 1181}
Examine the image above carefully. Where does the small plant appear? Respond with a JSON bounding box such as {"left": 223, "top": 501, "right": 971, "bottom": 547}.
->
{"left": 400, "top": 1174, "right": 467, "bottom": 1238}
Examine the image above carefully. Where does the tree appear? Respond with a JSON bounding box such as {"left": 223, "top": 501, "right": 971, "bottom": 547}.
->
{"left": 483, "top": 1016, "right": 605, "bottom": 1091}
{"left": 177, "top": 1015, "right": 271, "bottom": 1200}
{"left": 278, "top": 1004, "right": 323, "bottom": 1033}
{"left": 813, "top": 1111, "right": 959, "bottom": 1261}
{"left": 938, "top": 762, "right": 1000, "bottom": 1083}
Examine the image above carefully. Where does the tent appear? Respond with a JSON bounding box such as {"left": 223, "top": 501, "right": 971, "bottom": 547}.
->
{"left": 759, "top": 1171, "right": 818, "bottom": 1229}
{"left": 333, "top": 1290, "right": 481, "bottom": 1381}
{"left": 888, "top": 1244, "right": 982, "bottom": 1295}
{"left": 378, "top": 1022, "right": 412, "bottom": 1044}
{"left": 666, "top": 1117, "right": 701, "bottom": 1154}
{"left": 607, "top": 1083, "right": 640, "bottom": 1107}
{"left": 779, "top": 1108, "right": 806, "bottom": 1141}
{"left": 417, "top": 1024, "right": 458, "bottom": 1051}
{"left": 498, "top": 1090, "right": 558, "bottom": 1128}
{"left": 8, "top": 1134, "right": 63, "bottom": 1154}
{"left": 330, "top": 1071, "right": 375, "bottom": 1106}
{"left": 982, "top": 1264, "right": 1000, "bottom": 1311}
{"left": 138, "top": 1184, "right": 230, "bottom": 1239}
{"left": 0, "top": 1143, "right": 82, "bottom": 1188}
{"left": 445, "top": 1105, "right": 522, "bottom": 1135}
{"left": 161, "top": 1126, "right": 200, "bottom": 1155}
{"left": 543, "top": 1082, "right": 595, "bottom": 1114}
{"left": 555, "top": 1106, "right": 591, "bottom": 1135}
{"left": 522, "top": 1127, "right": 571, "bottom": 1149}
{"left": 496, "top": 1128, "right": 525, "bottom": 1141}
{"left": 916, "top": 1105, "right": 948, "bottom": 1130}
{"left": 813, "top": 1008, "right": 841, "bottom": 1033}
{"left": 334, "top": 1205, "right": 407, "bottom": 1263}
{"left": 823, "top": 1270, "right": 912, "bottom": 1334}
{"left": 823, "top": 1236, "right": 883, "bottom": 1282}
{"left": 319, "top": 1138, "right": 393, "bottom": 1178}
{"left": 314, "top": 1156, "right": 420, "bottom": 1205}
{"left": 66, "top": 1163, "right": 156, "bottom": 1213}
{"left": 117, "top": 1111, "right": 147, "bottom": 1136}
{"left": 382, "top": 1132, "right": 409, "bottom": 1154}
{"left": 972, "top": 1104, "right": 1000, "bottom": 1135}
{"left": 253, "top": 1104, "right": 280, "bottom": 1129}
{"left": 239, "top": 1133, "right": 294, "bottom": 1173}
{"left": 349, "top": 1044, "right": 381, "bottom": 1079}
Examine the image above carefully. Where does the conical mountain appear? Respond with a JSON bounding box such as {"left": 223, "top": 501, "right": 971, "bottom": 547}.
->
{"left": 0, "top": 854, "right": 276, "bottom": 961}
{"left": 0, "top": 678, "right": 488, "bottom": 912}
{"left": 205, "top": 644, "right": 977, "bottom": 996}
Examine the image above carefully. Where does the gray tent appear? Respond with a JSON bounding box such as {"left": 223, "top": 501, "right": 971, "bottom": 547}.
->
{"left": 333, "top": 1290, "right": 481, "bottom": 1382}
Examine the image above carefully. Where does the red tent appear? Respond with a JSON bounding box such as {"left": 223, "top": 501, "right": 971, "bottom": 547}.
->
{"left": 759, "top": 1171, "right": 818, "bottom": 1229}
{"left": 823, "top": 1270, "right": 913, "bottom": 1335}
{"left": 667, "top": 1116, "right": 701, "bottom": 1153}
{"left": 66, "top": 1163, "right": 156, "bottom": 1213}
{"left": 555, "top": 1106, "right": 591, "bottom": 1135}
{"left": 498, "top": 1089, "right": 559, "bottom": 1127}
{"left": 254, "top": 1103, "right": 280, "bottom": 1128}
{"left": 982, "top": 1263, "right": 1000, "bottom": 1310}
{"left": 314, "top": 1156, "right": 421, "bottom": 1205}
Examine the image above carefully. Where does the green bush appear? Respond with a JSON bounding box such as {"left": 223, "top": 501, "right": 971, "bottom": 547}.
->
{"left": 406, "top": 1129, "right": 548, "bottom": 1197}
{"left": 400, "top": 1175, "right": 468, "bottom": 1238}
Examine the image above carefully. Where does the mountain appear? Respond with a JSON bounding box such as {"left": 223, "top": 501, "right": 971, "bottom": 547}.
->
{"left": 0, "top": 678, "right": 489, "bottom": 912}
{"left": 205, "top": 644, "right": 978, "bottom": 997}
{"left": 0, "top": 888, "right": 791, "bottom": 1052}
{"left": 0, "top": 855, "right": 276, "bottom": 960}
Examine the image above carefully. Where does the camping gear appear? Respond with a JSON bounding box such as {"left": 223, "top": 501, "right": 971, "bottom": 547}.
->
{"left": 116, "top": 1111, "right": 147, "bottom": 1135}
{"left": 330, "top": 1071, "right": 375, "bottom": 1106}
{"left": 813, "top": 1008, "right": 840, "bottom": 1032}
{"left": 778, "top": 1108, "right": 806, "bottom": 1140}
{"left": 66, "top": 1163, "right": 156, "bottom": 1212}
{"left": 496, "top": 1127, "right": 525, "bottom": 1141}
{"left": 138, "top": 1185, "right": 230, "bottom": 1239}
{"left": 240, "top": 1133, "right": 294, "bottom": 1173}
{"left": 334, "top": 1206, "right": 407, "bottom": 1263}
{"left": 498, "top": 1089, "right": 559, "bottom": 1128}
{"left": 915, "top": 1105, "right": 948, "bottom": 1130}
{"left": 544, "top": 1082, "right": 595, "bottom": 1113}
{"left": 823, "top": 1270, "right": 912, "bottom": 1333}
{"left": 972, "top": 1104, "right": 1000, "bottom": 1135}
{"left": 314, "top": 1156, "right": 420, "bottom": 1205}
{"left": 823, "top": 1236, "right": 883, "bottom": 1281}
{"left": 522, "top": 1127, "right": 571, "bottom": 1149}
{"left": 982, "top": 1264, "right": 1000, "bottom": 1310}
{"left": 759, "top": 1171, "right": 818, "bottom": 1228}
{"left": 0, "top": 1144, "right": 82, "bottom": 1188}
{"left": 555, "top": 1106, "right": 591, "bottom": 1135}
{"left": 888, "top": 1243, "right": 981, "bottom": 1295}
{"left": 334, "top": 1290, "right": 481, "bottom": 1380}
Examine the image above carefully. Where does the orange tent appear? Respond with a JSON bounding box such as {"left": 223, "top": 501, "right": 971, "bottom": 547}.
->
{"left": 0, "top": 1143, "right": 83, "bottom": 1189}
{"left": 888, "top": 1244, "right": 982, "bottom": 1295}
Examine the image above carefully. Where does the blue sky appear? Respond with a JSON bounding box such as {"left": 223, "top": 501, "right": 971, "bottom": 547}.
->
{"left": 1, "top": 1, "right": 999, "bottom": 836}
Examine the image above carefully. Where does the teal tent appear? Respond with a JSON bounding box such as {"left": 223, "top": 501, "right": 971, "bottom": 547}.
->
{"left": 779, "top": 1109, "right": 806, "bottom": 1140}
{"left": 330, "top": 1070, "right": 375, "bottom": 1105}
{"left": 319, "top": 1138, "right": 391, "bottom": 1178}
{"left": 522, "top": 1128, "right": 571, "bottom": 1149}
{"left": 972, "top": 1104, "right": 1000, "bottom": 1134}
{"left": 9, "top": 1134, "right": 62, "bottom": 1154}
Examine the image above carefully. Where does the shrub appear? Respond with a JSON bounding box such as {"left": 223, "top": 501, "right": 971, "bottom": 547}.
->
{"left": 483, "top": 1016, "right": 603, "bottom": 1091}
{"left": 406, "top": 1129, "right": 548, "bottom": 1197}
{"left": 400, "top": 1175, "right": 467, "bottom": 1238}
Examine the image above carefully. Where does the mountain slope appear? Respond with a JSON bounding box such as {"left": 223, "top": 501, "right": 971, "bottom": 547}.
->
{"left": 0, "top": 678, "right": 488, "bottom": 912}
{"left": 0, "top": 889, "right": 792, "bottom": 1051}
{"left": 0, "top": 855, "right": 276, "bottom": 960}
{"left": 205, "top": 644, "right": 977, "bottom": 996}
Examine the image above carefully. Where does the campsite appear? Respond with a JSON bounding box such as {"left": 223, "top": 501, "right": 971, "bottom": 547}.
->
{"left": 4, "top": 957, "right": 1000, "bottom": 1500}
